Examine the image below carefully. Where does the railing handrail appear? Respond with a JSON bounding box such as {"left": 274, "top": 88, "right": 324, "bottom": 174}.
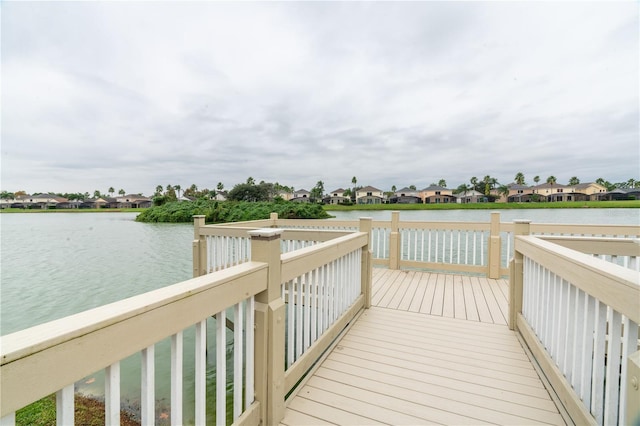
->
{"left": 530, "top": 222, "right": 640, "bottom": 236}
{"left": 539, "top": 235, "right": 640, "bottom": 257}
{"left": 281, "top": 232, "right": 368, "bottom": 283}
{"left": 515, "top": 235, "right": 639, "bottom": 323}
{"left": 0, "top": 261, "right": 268, "bottom": 417}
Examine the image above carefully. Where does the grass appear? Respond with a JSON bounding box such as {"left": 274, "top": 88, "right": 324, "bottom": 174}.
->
{"left": 323, "top": 200, "right": 640, "bottom": 211}
{"left": 16, "top": 394, "right": 140, "bottom": 426}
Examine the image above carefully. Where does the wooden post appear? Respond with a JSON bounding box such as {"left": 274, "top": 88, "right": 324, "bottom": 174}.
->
{"left": 626, "top": 351, "right": 640, "bottom": 425}
{"left": 192, "top": 215, "right": 206, "bottom": 277}
{"left": 509, "top": 219, "right": 530, "bottom": 330}
{"left": 270, "top": 212, "right": 278, "bottom": 227}
{"left": 359, "top": 217, "right": 373, "bottom": 309}
{"left": 389, "top": 211, "right": 400, "bottom": 270}
{"left": 488, "top": 211, "right": 501, "bottom": 279}
{"left": 249, "top": 229, "right": 285, "bottom": 426}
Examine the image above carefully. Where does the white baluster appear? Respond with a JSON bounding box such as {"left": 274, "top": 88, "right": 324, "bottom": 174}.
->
{"left": 105, "top": 362, "right": 120, "bottom": 426}
{"left": 195, "top": 320, "right": 206, "bottom": 425}
{"left": 56, "top": 384, "right": 74, "bottom": 426}
{"left": 141, "top": 345, "right": 155, "bottom": 425}
{"left": 233, "top": 302, "right": 243, "bottom": 420}
{"left": 216, "top": 310, "right": 226, "bottom": 426}
{"left": 171, "top": 331, "right": 183, "bottom": 425}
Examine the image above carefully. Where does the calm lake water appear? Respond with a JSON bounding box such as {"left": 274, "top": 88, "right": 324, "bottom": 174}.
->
{"left": 1, "top": 208, "right": 638, "bottom": 421}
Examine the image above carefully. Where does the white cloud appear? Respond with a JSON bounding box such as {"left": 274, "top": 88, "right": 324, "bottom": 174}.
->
{"left": 1, "top": 1, "right": 637, "bottom": 194}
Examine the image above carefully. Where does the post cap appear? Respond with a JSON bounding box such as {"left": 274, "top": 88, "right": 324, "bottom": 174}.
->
{"left": 248, "top": 228, "right": 283, "bottom": 239}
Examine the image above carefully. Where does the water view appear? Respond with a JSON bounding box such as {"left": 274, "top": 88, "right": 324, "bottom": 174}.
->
{"left": 2, "top": 208, "right": 638, "bottom": 332}
{"left": 1, "top": 208, "right": 638, "bottom": 422}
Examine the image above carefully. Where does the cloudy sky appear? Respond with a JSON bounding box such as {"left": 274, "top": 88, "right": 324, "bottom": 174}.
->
{"left": 2, "top": 1, "right": 638, "bottom": 195}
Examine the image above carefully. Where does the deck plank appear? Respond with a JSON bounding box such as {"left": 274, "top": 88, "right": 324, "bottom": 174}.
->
{"left": 284, "top": 271, "right": 565, "bottom": 426}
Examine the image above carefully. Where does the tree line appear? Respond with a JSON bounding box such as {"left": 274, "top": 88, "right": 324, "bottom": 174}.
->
{"left": 1, "top": 174, "right": 637, "bottom": 204}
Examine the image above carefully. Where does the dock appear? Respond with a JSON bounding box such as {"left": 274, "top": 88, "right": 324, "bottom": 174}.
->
{"left": 282, "top": 269, "right": 565, "bottom": 425}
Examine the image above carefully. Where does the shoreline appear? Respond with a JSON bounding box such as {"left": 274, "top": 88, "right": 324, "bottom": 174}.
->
{"left": 1, "top": 200, "right": 639, "bottom": 215}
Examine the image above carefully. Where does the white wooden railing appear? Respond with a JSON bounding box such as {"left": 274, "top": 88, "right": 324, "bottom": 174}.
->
{"left": 510, "top": 221, "right": 640, "bottom": 425}
{"left": 1, "top": 224, "right": 372, "bottom": 426}
{"left": 0, "top": 262, "right": 265, "bottom": 426}
{"left": 195, "top": 212, "right": 638, "bottom": 279}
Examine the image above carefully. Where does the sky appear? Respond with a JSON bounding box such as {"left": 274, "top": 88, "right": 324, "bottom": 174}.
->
{"left": 2, "top": 1, "right": 638, "bottom": 196}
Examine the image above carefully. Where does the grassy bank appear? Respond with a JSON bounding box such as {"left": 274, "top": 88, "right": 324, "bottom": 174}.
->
{"left": 16, "top": 394, "right": 141, "bottom": 426}
{"left": 323, "top": 200, "right": 640, "bottom": 211}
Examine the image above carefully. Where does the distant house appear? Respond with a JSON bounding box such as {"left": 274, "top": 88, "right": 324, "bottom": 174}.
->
{"left": 115, "top": 194, "right": 152, "bottom": 208}
{"left": 502, "top": 184, "right": 535, "bottom": 203}
{"left": 456, "top": 189, "right": 487, "bottom": 204}
{"left": 420, "top": 185, "right": 455, "bottom": 204}
{"left": 600, "top": 188, "right": 640, "bottom": 201}
{"left": 572, "top": 182, "right": 608, "bottom": 201}
{"left": 291, "top": 189, "right": 311, "bottom": 203}
{"left": 531, "top": 183, "right": 567, "bottom": 198}
{"left": 324, "top": 188, "right": 350, "bottom": 205}
{"left": 16, "top": 193, "right": 69, "bottom": 209}
{"left": 390, "top": 187, "right": 422, "bottom": 204}
{"left": 356, "top": 186, "right": 384, "bottom": 204}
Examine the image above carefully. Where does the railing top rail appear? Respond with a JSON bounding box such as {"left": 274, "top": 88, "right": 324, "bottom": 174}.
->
{"left": 281, "top": 232, "right": 368, "bottom": 283}
{"left": 515, "top": 235, "right": 639, "bottom": 323}
{"left": 397, "top": 220, "right": 492, "bottom": 230}
{"left": 539, "top": 235, "right": 640, "bottom": 257}
{"left": 198, "top": 225, "right": 356, "bottom": 241}
{"left": 530, "top": 222, "right": 640, "bottom": 236}
{"left": 1, "top": 262, "right": 268, "bottom": 416}
{"left": 275, "top": 218, "right": 389, "bottom": 228}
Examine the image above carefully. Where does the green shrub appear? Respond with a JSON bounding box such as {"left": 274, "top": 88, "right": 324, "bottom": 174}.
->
{"left": 136, "top": 200, "right": 331, "bottom": 223}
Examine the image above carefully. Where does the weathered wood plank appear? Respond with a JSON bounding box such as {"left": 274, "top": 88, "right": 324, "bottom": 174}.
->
{"left": 461, "top": 274, "right": 480, "bottom": 321}
{"left": 408, "top": 272, "right": 431, "bottom": 312}
{"left": 442, "top": 274, "right": 456, "bottom": 318}
{"left": 285, "top": 396, "right": 380, "bottom": 425}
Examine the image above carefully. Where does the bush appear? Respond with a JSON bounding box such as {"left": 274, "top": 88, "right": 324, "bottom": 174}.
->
{"left": 135, "top": 200, "right": 331, "bottom": 223}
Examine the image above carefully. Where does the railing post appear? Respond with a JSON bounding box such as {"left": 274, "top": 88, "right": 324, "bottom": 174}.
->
{"left": 249, "top": 228, "right": 285, "bottom": 426}
{"left": 389, "top": 211, "right": 400, "bottom": 270}
{"left": 359, "top": 217, "right": 373, "bottom": 309}
{"left": 488, "top": 212, "right": 501, "bottom": 279}
{"left": 270, "top": 212, "right": 278, "bottom": 227}
{"left": 192, "top": 215, "right": 207, "bottom": 277}
{"left": 509, "top": 219, "right": 530, "bottom": 330}
{"left": 627, "top": 351, "right": 640, "bottom": 425}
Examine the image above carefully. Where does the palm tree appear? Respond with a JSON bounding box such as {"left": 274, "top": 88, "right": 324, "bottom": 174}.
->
{"left": 217, "top": 182, "right": 224, "bottom": 192}
{"left": 470, "top": 176, "right": 478, "bottom": 192}
{"left": 482, "top": 175, "right": 492, "bottom": 195}
{"left": 514, "top": 172, "right": 525, "bottom": 185}
{"left": 568, "top": 176, "right": 580, "bottom": 186}
{"left": 246, "top": 177, "right": 255, "bottom": 185}
{"left": 174, "top": 185, "right": 182, "bottom": 199}
{"left": 351, "top": 176, "right": 357, "bottom": 202}
{"left": 93, "top": 190, "right": 101, "bottom": 198}
{"left": 391, "top": 185, "right": 397, "bottom": 193}
{"left": 118, "top": 189, "right": 125, "bottom": 196}
{"left": 546, "top": 176, "right": 557, "bottom": 185}
{"left": 438, "top": 179, "right": 447, "bottom": 188}
{"left": 533, "top": 176, "right": 540, "bottom": 185}
{"left": 498, "top": 184, "right": 510, "bottom": 201}
{"left": 108, "top": 187, "right": 115, "bottom": 197}
{"left": 155, "top": 185, "right": 163, "bottom": 195}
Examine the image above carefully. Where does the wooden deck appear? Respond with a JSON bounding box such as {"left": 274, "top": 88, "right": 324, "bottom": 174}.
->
{"left": 281, "top": 269, "right": 565, "bottom": 425}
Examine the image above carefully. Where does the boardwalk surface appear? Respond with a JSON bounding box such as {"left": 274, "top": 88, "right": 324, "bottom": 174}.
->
{"left": 281, "top": 269, "right": 564, "bottom": 426}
